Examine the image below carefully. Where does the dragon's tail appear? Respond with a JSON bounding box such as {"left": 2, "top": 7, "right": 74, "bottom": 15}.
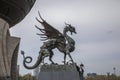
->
{"left": 21, "top": 50, "right": 43, "bottom": 69}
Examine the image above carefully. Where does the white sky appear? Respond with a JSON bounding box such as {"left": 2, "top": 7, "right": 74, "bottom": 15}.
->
{"left": 10, "top": 0, "right": 120, "bottom": 76}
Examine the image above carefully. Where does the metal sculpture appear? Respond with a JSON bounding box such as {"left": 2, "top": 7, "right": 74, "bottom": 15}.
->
{"left": 21, "top": 12, "right": 77, "bottom": 69}
{"left": 76, "top": 63, "right": 84, "bottom": 80}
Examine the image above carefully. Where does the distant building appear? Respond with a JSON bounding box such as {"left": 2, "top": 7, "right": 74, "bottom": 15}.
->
{"left": 87, "top": 73, "right": 97, "bottom": 77}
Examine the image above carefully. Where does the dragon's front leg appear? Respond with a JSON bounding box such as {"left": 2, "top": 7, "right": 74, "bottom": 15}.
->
{"left": 66, "top": 50, "right": 74, "bottom": 63}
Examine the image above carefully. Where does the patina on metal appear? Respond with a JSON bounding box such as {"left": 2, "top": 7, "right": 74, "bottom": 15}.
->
{"left": 21, "top": 11, "right": 77, "bottom": 69}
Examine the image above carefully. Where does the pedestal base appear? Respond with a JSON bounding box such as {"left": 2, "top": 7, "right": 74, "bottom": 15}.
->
{"left": 38, "top": 64, "right": 80, "bottom": 80}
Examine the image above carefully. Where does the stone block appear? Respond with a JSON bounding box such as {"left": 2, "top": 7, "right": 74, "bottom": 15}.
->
{"left": 38, "top": 64, "right": 80, "bottom": 80}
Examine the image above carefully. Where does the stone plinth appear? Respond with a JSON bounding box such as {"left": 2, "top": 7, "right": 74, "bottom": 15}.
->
{"left": 38, "top": 64, "right": 80, "bottom": 80}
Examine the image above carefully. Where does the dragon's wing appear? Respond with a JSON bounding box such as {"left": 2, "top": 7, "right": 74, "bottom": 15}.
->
{"left": 35, "top": 12, "right": 64, "bottom": 41}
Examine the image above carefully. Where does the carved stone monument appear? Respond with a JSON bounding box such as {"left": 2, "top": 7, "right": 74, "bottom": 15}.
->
{"left": 0, "top": 0, "right": 36, "bottom": 80}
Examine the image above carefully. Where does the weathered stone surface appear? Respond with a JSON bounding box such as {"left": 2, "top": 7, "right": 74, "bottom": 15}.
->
{"left": 7, "top": 36, "right": 20, "bottom": 80}
{"left": 0, "top": 18, "right": 20, "bottom": 80}
{"left": 41, "top": 64, "right": 77, "bottom": 72}
{"left": 38, "top": 64, "right": 80, "bottom": 80}
{"left": 0, "top": 18, "right": 9, "bottom": 77}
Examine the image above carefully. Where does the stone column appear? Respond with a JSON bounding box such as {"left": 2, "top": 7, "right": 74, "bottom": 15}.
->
{"left": 0, "top": 18, "right": 20, "bottom": 80}
{"left": 0, "top": 18, "right": 9, "bottom": 77}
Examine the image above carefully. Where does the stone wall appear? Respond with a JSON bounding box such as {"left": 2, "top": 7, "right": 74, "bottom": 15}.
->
{"left": 0, "top": 18, "right": 20, "bottom": 80}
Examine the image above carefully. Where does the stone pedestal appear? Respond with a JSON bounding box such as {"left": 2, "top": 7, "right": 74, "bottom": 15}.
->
{"left": 38, "top": 64, "right": 80, "bottom": 80}
{"left": 0, "top": 18, "right": 20, "bottom": 80}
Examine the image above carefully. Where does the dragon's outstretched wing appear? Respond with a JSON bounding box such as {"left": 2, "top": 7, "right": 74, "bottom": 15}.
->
{"left": 35, "top": 11, "right": 65, "bottom": 41}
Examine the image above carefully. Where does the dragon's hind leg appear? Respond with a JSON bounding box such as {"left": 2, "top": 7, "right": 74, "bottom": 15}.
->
{"left": 68, "top": 53, "right": 74, "bottom": 63}
{"left": 49, "top": 50, "right": 55, "bottom": 64}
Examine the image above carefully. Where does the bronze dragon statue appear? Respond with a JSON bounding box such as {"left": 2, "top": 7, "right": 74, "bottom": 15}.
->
{"left": 21, "top": 12, "right": 77, "bottom": 69}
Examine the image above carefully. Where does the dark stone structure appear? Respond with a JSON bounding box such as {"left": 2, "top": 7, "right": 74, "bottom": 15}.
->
{"left": 0, "top": 0, "right": 36, "bottom": 80}
{"left": 0, "top": 0, "right": 36, "bottom": 27}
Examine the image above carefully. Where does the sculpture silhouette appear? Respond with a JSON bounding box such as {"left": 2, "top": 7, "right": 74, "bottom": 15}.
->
{"left": 21, "top": 11, "right": 77, "bottom": 69}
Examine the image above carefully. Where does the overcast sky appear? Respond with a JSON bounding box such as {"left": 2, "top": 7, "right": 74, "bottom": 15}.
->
{"left": 10, "top": 0, "right": 120, "bottom": 76}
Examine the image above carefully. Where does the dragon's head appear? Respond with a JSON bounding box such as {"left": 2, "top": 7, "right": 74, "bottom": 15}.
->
{"left": 65, "top": 23, "right": 77, "bottom": 35}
